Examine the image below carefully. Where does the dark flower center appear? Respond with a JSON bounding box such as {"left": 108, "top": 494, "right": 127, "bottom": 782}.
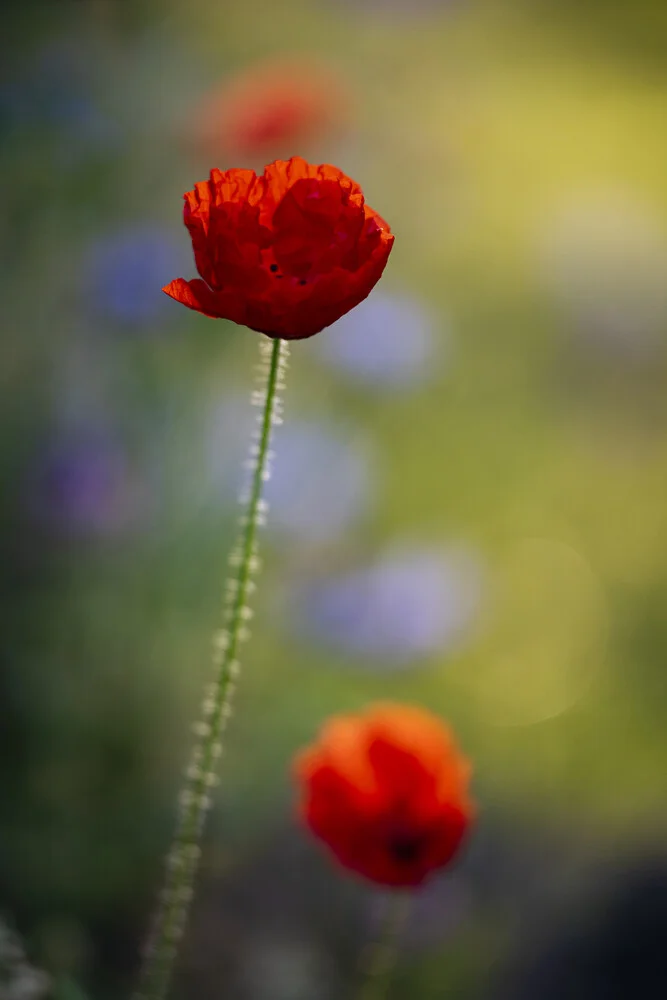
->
{"left": 388, "top": 835, "right": 424, "bottom": 863}
{"left": 267, "top": 261, "right": 308, "bottom": 286}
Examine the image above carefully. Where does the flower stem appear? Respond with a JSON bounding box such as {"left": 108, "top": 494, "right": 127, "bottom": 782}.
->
{"left": 357, "top": 893, "right": 411, "bottom": 1000}
{"left": 134, "top": 336, "right": 288, "bottom": 1000}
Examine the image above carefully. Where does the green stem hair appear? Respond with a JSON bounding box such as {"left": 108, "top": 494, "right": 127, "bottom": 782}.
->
{"left": 134, "top": 336, "right": 288, "bottom": 1000}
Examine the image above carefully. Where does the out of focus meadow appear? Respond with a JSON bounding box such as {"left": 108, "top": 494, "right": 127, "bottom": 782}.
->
{"left": 2, "top": 0, "right": 667, "bottom": 997}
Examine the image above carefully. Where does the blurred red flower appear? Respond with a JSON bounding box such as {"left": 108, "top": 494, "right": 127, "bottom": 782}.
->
{"left": 293, "top": 703, "right": 474, "bottom": 887}
{"left": 187, "top": 59, "right": 348, "bottom": 161}
{"left": 163, "top": 156, "right": 394, "bottom": 340}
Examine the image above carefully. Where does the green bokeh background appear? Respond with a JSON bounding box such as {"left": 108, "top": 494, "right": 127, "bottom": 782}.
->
{"left": 2, "top": 1, "right": 667, "bottom": 998}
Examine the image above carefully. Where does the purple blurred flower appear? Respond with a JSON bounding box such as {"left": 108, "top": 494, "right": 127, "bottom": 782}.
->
{"left": 293, "top": 545, "right": 482, "bottom": 665}
{"left": 265, "top": 423, "right": 372, "bottom": 543}
{"left": 204, "top": 399, "right": 373, "bottom": 543}
{"left": 83, "top": 226, "right": 190, "bottom": 328}
{"left": 27, "top": 428, "right": 147, "bottom": 539}
{"left": 315, "top": 289, "right": 442, "bottom": 387}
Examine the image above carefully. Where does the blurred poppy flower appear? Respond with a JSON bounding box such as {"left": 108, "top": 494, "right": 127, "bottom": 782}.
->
{"left": 188, "top": 59, "right": 347, "bottom": 161}
{"left": 294, "top": 703, "right": 474, "bottom": 887}
{"left": 163, "top": 156, "right": 394, "bottom": 340}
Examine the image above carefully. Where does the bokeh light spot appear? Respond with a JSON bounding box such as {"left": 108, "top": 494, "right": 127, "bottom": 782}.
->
{"left": 452, "top": 537, "right": 608, "bottom": 725}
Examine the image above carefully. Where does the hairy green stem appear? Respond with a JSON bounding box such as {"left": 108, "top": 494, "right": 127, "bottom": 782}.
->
{"left": 134, "top": 336, "right": 288, "bottom": 1000}
{"left": 357, "top": 893, "right": 411, "bottom": 1000}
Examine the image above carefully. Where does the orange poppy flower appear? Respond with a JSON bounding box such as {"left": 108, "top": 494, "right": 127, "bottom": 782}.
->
{"left": 163, "top": 157, "right": 394, "bottom": 340}
{"left": 293, "top": 703, "right": 474, "bottom": 887}
{"left": 188, "top": 59, "right": 348, "bottom": 161}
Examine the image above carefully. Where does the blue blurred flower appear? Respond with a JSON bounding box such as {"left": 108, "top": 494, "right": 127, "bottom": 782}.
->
{"left": 203, "top": 398, "right": 373, "bottom": 543}
{"left": 315, "top": 289, "right": 441, "bottom": 387}
{"left": 27, "top": 427, "right": 147, "bottom": 539}
{"left": 265, "top": 423, "right": 373, "bottom": 543}
{"left": 83, "top": 226, "right": 190, "bottom": 329}
{"left": 292, "top": 545, "right": 482, "bottom": 665}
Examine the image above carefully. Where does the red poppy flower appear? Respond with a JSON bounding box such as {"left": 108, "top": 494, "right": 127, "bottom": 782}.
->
{"left": 293, "top": 703, "right": 474, "bottom": 888}
{"left": 187, "top": 59, "right": 348, "bottom": 161}
{"left": 162, "top": 157, "right": 394, "bottom": 340}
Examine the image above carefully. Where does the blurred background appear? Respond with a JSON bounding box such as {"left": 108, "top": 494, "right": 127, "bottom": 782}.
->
{"left": 2, "top": 0, "right": 667, "bottom": 997}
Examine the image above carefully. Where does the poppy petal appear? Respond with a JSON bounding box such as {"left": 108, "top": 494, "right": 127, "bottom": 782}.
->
{"left": 162, "top": 278, "right": 227, "bottom": 318}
